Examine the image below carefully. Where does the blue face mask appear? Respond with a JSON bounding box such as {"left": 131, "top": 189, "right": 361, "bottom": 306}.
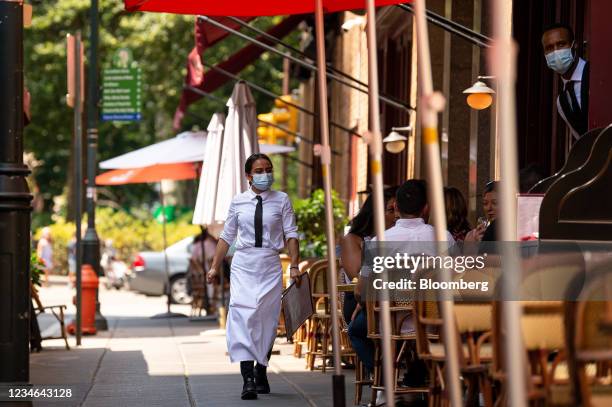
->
{"left": 545, "top": 46, "right": 574, "bottom": 75}
{"left": 252, "top": 173, "right": 274, "bottom": 191}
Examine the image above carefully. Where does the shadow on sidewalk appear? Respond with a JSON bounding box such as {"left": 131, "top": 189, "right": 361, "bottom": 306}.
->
{"left": 31, "top": 346, "right": 357, "bottom": 407}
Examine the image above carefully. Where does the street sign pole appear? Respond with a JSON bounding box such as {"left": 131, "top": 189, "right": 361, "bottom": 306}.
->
{"left": 83, "top": 0, "right": 107, "bottom": 331}
{"left": 0, "top": 0, "right": 33, "bottom": 383}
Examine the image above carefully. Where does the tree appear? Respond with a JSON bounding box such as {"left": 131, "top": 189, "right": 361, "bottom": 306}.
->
{"left": 25, "top": 1, "right": 300, "bottom": 220}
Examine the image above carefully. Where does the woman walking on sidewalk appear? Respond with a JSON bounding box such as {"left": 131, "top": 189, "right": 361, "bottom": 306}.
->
{"left": 207, "top": 153, "right": 301, "bottom": 400}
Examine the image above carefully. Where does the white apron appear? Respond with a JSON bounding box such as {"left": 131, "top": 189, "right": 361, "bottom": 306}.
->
{"left": 226, "top": 247, "right": 282, "bottom": 366}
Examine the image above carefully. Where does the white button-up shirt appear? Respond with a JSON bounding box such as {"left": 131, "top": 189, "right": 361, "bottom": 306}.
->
{"left": 561, "top": 57, "right": 586, "bottom": 109}
{"left": 370, "top": 217, "right": 455, "bottom": 334}
{"left": 374, "top": 218, "right": 455, "bottom": 243}
{"left": 361, "top": 218, "right": 455, "bottom": 278}
{"left": 220, "top": 187, "right": 299, "bottom": 251}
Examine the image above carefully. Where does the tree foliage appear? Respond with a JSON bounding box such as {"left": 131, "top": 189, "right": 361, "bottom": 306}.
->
{"left": 293, "top": 189, "right": 347, "bottom": 258}
{"left": 34, "top": 207, "right": 200, "bottom": 273}
{"left": 25, "top": 0, "right": 299, "bottom": 218}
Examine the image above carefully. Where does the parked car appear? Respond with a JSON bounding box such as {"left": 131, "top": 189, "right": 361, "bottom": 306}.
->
{"left": 127, "top": 236, "right": 194, "bottom": 304}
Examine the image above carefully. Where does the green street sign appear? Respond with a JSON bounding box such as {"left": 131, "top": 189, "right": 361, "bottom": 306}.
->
{"left": 102, "top": 67, "right": 142, "bottom": 121}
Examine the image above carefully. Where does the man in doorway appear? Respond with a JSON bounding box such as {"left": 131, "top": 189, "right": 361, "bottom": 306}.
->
{"left": 542, "top": 23, "right": 589, "bottom": 139}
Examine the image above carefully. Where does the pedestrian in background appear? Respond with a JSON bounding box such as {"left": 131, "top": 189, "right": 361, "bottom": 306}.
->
{"left": 206, "top": 153, "right": 300, "bottom": 400}
{"left": 37, "top": 227, "right": 53, "bottom": 287}
{"left": 190, "top": 229, "right": 218, "bottom": 313}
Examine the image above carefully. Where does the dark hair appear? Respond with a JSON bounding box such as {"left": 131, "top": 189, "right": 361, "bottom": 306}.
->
{"left": 194, "top": 228, "right": 211, "bottom": 243}
{"left": 444, "top": 187, "right": 471, "bottom": 235}
{"left": 244, "top": 153, "right": 273, "bottom": 174}
{"left": 519, "top": 163, "right": 545, "bottom": 193}
{"left": 396, "top": 179, "right": 427, "bottom": 216}
{"left": 349, "top": 186, "right": 398, "bottom": 238}
{"left": 542, "top": 23, "right": 575, "bottom": 43}
{"left": 484, "top": 180, "right": 498, "bottom": 194}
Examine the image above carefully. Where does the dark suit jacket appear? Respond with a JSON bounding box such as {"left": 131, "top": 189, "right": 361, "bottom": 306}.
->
{"left": 557, "top": 60, "right": 589, "bottom": 138}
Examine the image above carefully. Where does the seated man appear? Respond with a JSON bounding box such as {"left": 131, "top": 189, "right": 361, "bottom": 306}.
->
{"left": 348, "top": 180, "right": 454, "bottom": 403}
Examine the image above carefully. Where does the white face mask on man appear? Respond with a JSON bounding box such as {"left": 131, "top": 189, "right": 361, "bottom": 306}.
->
{"left": 545, "top": 44, "right": 575, "bottom": 75}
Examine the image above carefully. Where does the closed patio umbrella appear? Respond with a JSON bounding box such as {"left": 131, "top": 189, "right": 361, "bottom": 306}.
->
{"left": 412, "top": 1, "right": 462, "bottom": 405}
{"left": 214, "top": 82, "right": 259, "bottom": 221}
{"left": 488, "top": 1, "right": 527, "bottom": 406}
{"left": 192, "top": 112, "right": 227, "bottom": 325}
{"left": 193, "top": 113, "right": 226, "bottom": 226}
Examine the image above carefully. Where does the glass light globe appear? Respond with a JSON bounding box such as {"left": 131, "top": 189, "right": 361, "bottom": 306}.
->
{"left": 466, "top": 93, "right": 493, "bottom": 110}
{"left": 385, "top": 140, "right": 406, "bottom": 154}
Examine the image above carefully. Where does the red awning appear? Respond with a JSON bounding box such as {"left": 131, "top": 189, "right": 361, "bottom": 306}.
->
{"left": 174, "top": 15, "right": 304, "bottom": 129}
{"left": 96, "top": 163, "right": 198, "bottom": 185}
{"left": 125, "top": 0, "right": 407, "bottom": 16}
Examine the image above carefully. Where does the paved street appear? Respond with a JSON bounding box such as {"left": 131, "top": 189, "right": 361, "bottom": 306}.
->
{"left": 30, "top": 278, "right": 361, "bottom": 407}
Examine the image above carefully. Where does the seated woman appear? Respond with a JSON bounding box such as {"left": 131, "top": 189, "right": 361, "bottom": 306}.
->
{"left": 444, "top": 186, "right": 471, "bottom": 241}
{"left": 341, "top": 187, "right": 398, "bottom": 378}
{"left": 464, "top": 180, "right": 498, "bottom": 242}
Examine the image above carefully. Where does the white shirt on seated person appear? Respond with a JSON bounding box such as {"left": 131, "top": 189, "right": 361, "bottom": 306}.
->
{"left": 364, "top": 217, "right": 455, "bottom": 334}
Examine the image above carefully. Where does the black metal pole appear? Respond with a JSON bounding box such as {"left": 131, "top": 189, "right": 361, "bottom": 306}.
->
{"left": 160, "top": 186, "right": 172, "bottom": 314}
{"left": 83, "top": 0, "right": 107, "bottom": 331}
{"left": 0, "top": 0, "right": 32, "bottom": 383}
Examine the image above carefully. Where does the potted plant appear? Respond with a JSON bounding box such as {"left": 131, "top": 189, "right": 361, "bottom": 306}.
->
{"left": 293, "top": 189, "right": 347, "bottom": 259}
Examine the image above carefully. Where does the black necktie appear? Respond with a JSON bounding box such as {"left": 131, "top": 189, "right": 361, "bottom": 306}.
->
{"left": 254, "top": 196, "right": 263, "bottom": 248}
{"left": 565, "top": 80, "right": 581, "bottom": 114}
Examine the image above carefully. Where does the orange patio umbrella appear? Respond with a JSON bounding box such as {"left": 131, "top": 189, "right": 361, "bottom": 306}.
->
{"left": 96, "top": 162, "right": 199, "bottom": 319}
{"left": 95, "top": 163, "right": 198, "bottom": 185}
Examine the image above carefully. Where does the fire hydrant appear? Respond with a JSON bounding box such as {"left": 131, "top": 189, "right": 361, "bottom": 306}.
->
{"left": 67, "top": 264, "right": 98, "bottom": 335}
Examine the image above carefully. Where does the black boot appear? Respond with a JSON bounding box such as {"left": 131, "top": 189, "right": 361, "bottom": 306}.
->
{"left": 255, "top": 363, "right": 270, "bottom": 394}
{"left": 240, "top": 361, "right": 257, "bottom": 400}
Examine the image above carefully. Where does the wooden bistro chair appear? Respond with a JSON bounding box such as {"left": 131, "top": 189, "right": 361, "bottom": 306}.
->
{"left": 305, "top": 259, "right": 353, "bottom": 372}
{"left": 492, "top": 252, "right": 586, "bottom": 406}
{"left": 31, "top": 282, "right": 70, "bottom": 350}
{"left": 414, "top": 262, "right": 498, "bottom": 407}
{"left": 564, "top": 259, "right": 612, "bottom": 407}
{"left": 188, "top": 259, "right": 207, "bottom": 318}
{"left": 367, "top": 297, "right": 432, "bottom": 405}
{"left": 335, "top": 276, "right": 368, "bottom": 405}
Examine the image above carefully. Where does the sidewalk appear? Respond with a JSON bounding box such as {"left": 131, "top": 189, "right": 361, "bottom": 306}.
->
{"left": 30, "top": 280, "right": 363, "bottom": 407}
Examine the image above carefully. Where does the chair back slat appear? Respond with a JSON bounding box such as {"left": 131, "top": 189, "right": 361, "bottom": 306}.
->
{"left": 564, "top": 259, "right": 612, "bottom": 406}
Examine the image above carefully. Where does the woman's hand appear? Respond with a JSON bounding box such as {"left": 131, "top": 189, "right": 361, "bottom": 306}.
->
{"left": 290, "top": 266, "right": 302, "bottom": 287}
{"left": 207, "top": 267, "right": 219, "bottom": 284}
{"left": 465, "top": 224, "right": 486, "bottom": 242}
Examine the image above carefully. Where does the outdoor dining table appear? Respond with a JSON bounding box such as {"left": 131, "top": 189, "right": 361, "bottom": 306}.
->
{"left": 337, "top": 283, "right": 356, "bottom": 292}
